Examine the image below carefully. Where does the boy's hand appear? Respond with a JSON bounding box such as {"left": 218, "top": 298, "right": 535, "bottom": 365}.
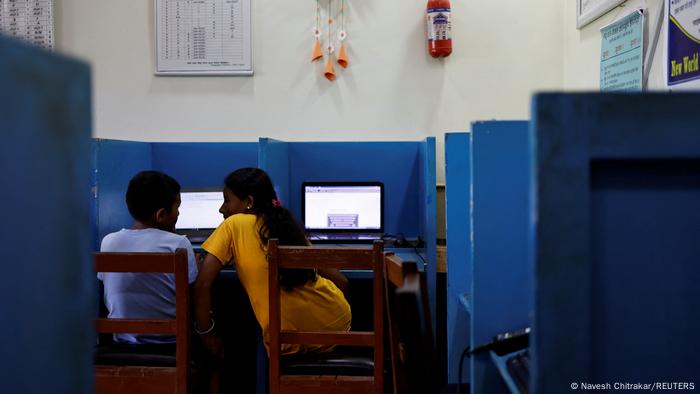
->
{"left": 196, "top": 252, "right": 207, "bottom": 271}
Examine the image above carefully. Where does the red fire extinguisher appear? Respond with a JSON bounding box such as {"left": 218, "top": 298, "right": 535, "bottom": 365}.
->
{"left": 426, "top": 0, "right": 452, "bottom": 58}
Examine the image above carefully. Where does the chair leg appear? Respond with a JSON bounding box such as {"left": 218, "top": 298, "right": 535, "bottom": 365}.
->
{"left": 208, "top": 366, "right": 220, "bottom": 394}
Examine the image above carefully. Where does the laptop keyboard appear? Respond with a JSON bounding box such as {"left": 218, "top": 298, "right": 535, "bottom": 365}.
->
{"left": 308, "top": 233, "right": 381, "bottom": 241}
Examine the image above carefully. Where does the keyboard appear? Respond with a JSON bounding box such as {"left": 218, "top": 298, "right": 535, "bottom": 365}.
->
{"left": 307, "top": 233, "right": 382, "bottom": 243}
{"left": 505, "top": 350, "right": 529, "bottom": 394}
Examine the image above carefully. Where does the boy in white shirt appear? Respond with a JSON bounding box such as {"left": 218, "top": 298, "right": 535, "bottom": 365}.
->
{"left": 98, "top": 170, "right": 198, "bottom": 344}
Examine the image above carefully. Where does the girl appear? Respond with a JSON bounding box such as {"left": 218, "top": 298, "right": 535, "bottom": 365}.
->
{"left": 194, "top": 168, "right": 351, "bottom": 356}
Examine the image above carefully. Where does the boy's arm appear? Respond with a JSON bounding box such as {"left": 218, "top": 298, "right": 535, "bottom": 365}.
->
{"left": 196, "top": 252, "right": 207, "bottom": 272}
{"left": 318, "top": 268, "right": 350, "bottom": 302}
{"left": 305, "top": 239, "right": 351, "bottom": 301}
{"left": 178, "top": 238, "right": 199, "bottom": 284}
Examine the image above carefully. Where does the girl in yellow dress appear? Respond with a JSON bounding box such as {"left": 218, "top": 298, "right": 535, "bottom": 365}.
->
{"left": 193, "top": 168, "right": 351, "bottom": 357}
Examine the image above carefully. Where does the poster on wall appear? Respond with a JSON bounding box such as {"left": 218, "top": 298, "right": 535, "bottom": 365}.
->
{"left": 600, "top": 10, "right": 645, "bottom": 91}
{"left": 667, "top": 0, "right": 700, "bottom": 89}
{"left": 155, "top": 0, "right": 252, "bottom": 76}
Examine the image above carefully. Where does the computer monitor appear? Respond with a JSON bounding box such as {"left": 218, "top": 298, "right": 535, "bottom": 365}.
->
{"left": 176, "top": 190, "right": 224, "bottom": 242}
{"left": 302, "top": 182, "right": 384, "bottom": 233}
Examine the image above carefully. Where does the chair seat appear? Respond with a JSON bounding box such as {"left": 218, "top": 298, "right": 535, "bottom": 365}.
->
{"left": 281, "top": 350, "right": 374, "bottom": 376}
{"left": 95, "top": 343, "right": 177, "bottom": 367}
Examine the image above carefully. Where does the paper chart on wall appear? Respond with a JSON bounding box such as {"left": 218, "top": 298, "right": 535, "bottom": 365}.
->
{"left": 0, "top": 0, "right": 54, "bottom": 50}
{"left": 600, "top": 9, "right": 645, "bottom": 91}
{"left": 155, "top": 0, "right": 252, "bottom": 75}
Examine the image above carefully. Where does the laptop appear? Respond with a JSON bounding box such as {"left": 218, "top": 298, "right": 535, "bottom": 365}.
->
{"left": 302, "top": 181, "right": 384, "bottom": 243}
{"left": 175, "top": 189, "right": 224, "bottom": 244}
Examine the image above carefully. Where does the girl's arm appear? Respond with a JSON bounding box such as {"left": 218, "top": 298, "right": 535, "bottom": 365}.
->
{"left": 193, "top": 254, "right": 224, "bottom": 355}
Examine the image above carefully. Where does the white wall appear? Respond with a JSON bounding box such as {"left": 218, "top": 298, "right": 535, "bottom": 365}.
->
{"left": 564, "top": 0, "right": 667, "bottom": 90}
{"left": 55, "top": 0, "right": 564, "bottom": 183}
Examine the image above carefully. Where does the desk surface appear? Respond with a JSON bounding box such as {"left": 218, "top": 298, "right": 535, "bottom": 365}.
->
{"left": 205, "top": 246, "right": 430, "bottom": 278}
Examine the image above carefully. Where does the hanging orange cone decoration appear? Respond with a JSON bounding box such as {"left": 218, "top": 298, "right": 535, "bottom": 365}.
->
{"left": 311, "top": 39, "right": 322, "bottom": 62}
{"left": 337, "top": 0, "right": 348, "bottom": 68}
{"left": 337, "top": 43, "right": 348, "bottom": 68}
{"left": 311, "top": 0, "right": 322, "bottom": 62}
{"left": 323, "top": 0, "right": 336, "bottom": 81}
{"left": 324, "top": 57, "right": 336, "bottom": 81}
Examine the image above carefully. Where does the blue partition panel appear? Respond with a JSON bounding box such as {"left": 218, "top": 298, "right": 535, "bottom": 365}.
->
{"left": 470, "top": 121, "right": 532, "bottom": 394}
{"left": 419, "top": 137, "right": 438, "bottom": 331}
{"left": 287, "top": 142, "right": 426, "bottom": 237}
{"left": 152, "top": 142, "right": 258, "bottom": 188}
{"left": 0, "top": 36, "right": 93, "bottom": 393}
{"left": 444, "top": 132, "right": 472, "bottom": 385}
{"left": 258, "top": 138, "right": 290, "bottom": 204}
{"left": 93, "top": 139, "right": 152, "bottom": 249}
{"left": 531, "top": 93, "right": 700, "bottom": 393}
{"left": 93, "top": 140, "right": 259, "bottom": 248}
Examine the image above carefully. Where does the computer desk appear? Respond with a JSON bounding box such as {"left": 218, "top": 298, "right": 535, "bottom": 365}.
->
{"left": 194, "top": 244, "right": 429, "bottom": 275}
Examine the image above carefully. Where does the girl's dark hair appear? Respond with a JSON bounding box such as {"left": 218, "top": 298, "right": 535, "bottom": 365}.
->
{"left": 126, "top": 171, "right": 180, "bottom": 222}
{"left": 224, "top": 168, "right": 315, "bottom": 290}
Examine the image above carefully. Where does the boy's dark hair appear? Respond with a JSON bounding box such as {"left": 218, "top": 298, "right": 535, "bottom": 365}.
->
{"left": 126, "top": 171, "right": 181, "bottom": 223}
{"left": 224, "top": 168, "right": 315, "bottom": 290}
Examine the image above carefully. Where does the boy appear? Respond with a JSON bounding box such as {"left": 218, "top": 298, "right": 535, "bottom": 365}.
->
{"left": 98, "top": 170, "right": 198, "bottom": 344}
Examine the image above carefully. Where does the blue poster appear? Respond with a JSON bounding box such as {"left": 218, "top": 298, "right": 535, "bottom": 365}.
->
{"left": 600, "top": 10, "right": 645, "bottom": 91}
{"left": 667, "top": 0, "right": 700, "bottom": 87}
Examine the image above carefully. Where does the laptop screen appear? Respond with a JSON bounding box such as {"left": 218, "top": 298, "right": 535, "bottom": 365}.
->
{"left": 176, "top": 191, "right": 224, "bottom": 230}
{"left": 302, "top": 182, "right": 383, "bottom": 232}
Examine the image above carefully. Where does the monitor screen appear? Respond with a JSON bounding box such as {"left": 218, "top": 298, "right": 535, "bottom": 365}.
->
{"left": 176, "top": 191, "right": 224, "bottom": 230}
{"left": 303, "top": 183, "right": 383, "bottom": 231}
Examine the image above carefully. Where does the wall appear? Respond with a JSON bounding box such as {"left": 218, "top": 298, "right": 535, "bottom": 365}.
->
{"left": 564, "top": 0, "right": 667, "bottom": 90}
{"left": 54, "top": 0, "right": 563, "bottom": 183}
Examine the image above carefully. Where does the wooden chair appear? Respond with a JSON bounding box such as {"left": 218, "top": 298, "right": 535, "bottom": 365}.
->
{"left": 384, "top": 253, "right": 437, "bottom": 394}
{"left": 267, "top": 239, "right": 384, "bottom": 394}
{"left": 94, "top": 249, "right": 190, "bottom": 394}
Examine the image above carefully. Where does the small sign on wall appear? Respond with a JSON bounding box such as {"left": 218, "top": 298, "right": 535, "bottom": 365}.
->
{"left": 600, "top": 9, "right": 645, "bottom": 91}
{"left": 666, "top": 0, "right": 700, "bottom": 89}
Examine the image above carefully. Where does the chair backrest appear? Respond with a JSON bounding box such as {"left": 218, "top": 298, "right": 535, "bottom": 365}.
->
{"left": 384, "top": 253, "right": 437, "bottom": 394}
{"left": 267, "top": 239, "right": 384, "bottom": 394}
{"left": 94, "top": 249, "right": 190, "bottom": 394}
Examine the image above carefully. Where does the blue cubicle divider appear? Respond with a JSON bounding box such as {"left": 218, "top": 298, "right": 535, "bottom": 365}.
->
{"left": 267, "top": 139, "right": 438, "bottom": 237}
{"left": 92, "top": 140, "right": 258, "bottom": 249}
{"left": 531, "top": 94, "right": 700, "bottom": 393}
{"left": 444, "top": 132, "right": 472, "bottom": 386}
{"left": 287, "top": 142, "right": 427, "bottom": 237}
{"left": 0, "top": 36, "right": 94, "bottom": 393}
{"left": 419, "top": 138, "right": 438, "bottom": 329}
{"left": 470, "top": 121, "right": 532, "bottom": 394}
{"left": 92, "top": 139, "right": 151, "bottom": 250}
{"left": 152, "top": 142, "right": 258, "bottom": 188}
{"left": 258, "top": 138, "right": 291, "bottom": 205}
